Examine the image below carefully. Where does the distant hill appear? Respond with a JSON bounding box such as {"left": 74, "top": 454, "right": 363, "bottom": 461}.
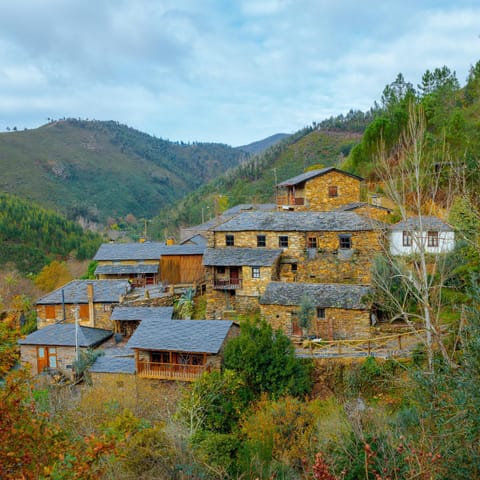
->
{"left": 149, "top": 127, "right": 361, "bottom": 238}
{"left": 0, "top": 193, "right": 101, "bottom": 274}
{"left": 0, "top": 119, "right": 246, "bottom": 222}
{"left": 237, "top": 133, "right": 290, "bottom": 155}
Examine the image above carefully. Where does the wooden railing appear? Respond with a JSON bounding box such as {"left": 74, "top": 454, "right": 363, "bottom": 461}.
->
{"left": 276, "top": 195, "right": 304, "bottom": 206}
{"left": 137, "top": 361, "right": 207, "bottom": 381}
{"left": 213, "top": 278, "right": 242, "bottom": 290}
{"left": 300, "top": 330, "right": 426, "bottom": 358}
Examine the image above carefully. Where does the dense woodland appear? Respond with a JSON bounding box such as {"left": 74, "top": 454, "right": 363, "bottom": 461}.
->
{"left": 2, "top": 60, "right": 480, "bottom": 478}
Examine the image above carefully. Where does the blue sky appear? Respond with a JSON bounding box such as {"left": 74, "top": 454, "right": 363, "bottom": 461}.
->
{"left": 0, "top": 0, "right": 479, "bottom": 146}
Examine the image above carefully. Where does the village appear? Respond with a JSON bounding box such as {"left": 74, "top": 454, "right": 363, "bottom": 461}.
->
{"left": 18, "top": 166, "right": 455, "bottom": 398}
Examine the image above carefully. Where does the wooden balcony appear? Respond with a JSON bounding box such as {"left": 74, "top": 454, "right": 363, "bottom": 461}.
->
{"left": 137, "top": 361, "right": 208, "bottom": 381}
{"left": 213, "top": 278, "right": 242, "bottom": 290}
{"left": 276, "top": 195, "right": 304, "bottom": 206}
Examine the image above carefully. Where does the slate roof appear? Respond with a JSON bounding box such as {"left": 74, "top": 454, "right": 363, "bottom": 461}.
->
{"left": 94, "top": 242, "right": 166, "bottom": 260}
{"left": 277, "top": 167, "right": 364, "bottom": 187}
{"left": 259, "top": 282, "right": 371, "bottom": 309}
{"left": 391, "top": 216, "right": 451, "bottom": 232}
{"left": 203, "top": 248, "right": 283, "bottom": 266}
{"left": 110, "top": 306, "right": 174, "bottom": 321}
{"left": 89, "top": 347, "right": 135, "bottom": 374}
{"left": 179, "top": 234, "right": 208, "bottom": 247}
{"left": 95, "top": 264, "right": 159, "bottom": 275}
{"left": 334, "top": 202, "right": 392, "bottom": 213}
{"left": 94, "top": 242, "right": 204, "bottom": 261}
{"left": 222, "top": 203, "right": 276, "bottom": 215}
{"left": 213, "top": 211, "right": 381, "bottom": 232}
{"left": 19, "top": 324, "right": 112, "bottom": 347}
{"left": 36, "top": 280, "right": 131, "bottom": 305}
{"left": 127, "top": 319, "right": 233, "bottom": 353}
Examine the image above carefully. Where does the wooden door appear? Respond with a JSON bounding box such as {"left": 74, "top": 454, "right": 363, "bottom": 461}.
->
{"left": 37, "top": 347, "right": 48, "bottom": 373}
{"left": 230, "top": 267, "right": 239, "bottom": 285}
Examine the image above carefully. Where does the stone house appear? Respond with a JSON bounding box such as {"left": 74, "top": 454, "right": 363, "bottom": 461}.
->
{"left": 36, "top": 280, "right": 131, "bottom": 330}
{"left": 203, "top": 247, "right": 283, "bottom": 319}
{"left": 110, "top": 306, "right": 174, "bottom": 337}
{"left": 276, "top": 167, "right": 364, "bottom": 211}
{"left": 334, "top": 202, "right": 392, "bottom": 222}
{"left": 94, "top": 242, "right": 205, "bottom": 287}
{"left": 125, "top": 319, "right": 239, "bottom": 382}
{"left": 390, "top": 216, "right": 455, "bottom": 256}
{"left": 19, "top": 323, "right": 112, "bottom": 378}
{"left": 259, "top": 282, "right": 372, "bottom": 340}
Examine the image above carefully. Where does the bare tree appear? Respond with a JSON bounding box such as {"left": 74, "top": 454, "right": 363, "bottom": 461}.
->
{"left": 374, "top": 104, "right": 463, "bottom": 372}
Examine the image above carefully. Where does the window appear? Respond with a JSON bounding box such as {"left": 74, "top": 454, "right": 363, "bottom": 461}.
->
{"left": 402, "top": 231, "right": 412, "bottom": 247}
{"left": 291, "top": 263, "right": 297, "bottom": 272}
{"left": 328, "top": 186, "right": 338, "bottom": 197}
{"left": 307, "top": 237, "right": 317, "bottom": 248}
{"left": 339, "top": 235, "right": 352, "bottom": 249}
{"left": 79, "top": 304, "right": 89, "bottom": 319}
{"left": 279, "top": 235, "right": 289, "bottom": 248}
{"left": 257, "top": 235, "right": 266, "bottom": 247}
{"left": 316, "top": 308, "right": 326, "bottom": 320}
{"left": 151, "top": 351, "right": 170, "bottom": 363}
{"left": 252, "top": 266, "right": 260, "bottom": 279}
{"left": 428, "top": 231, "right": 439, "bottom": 247}
{"left": 225, "top": 234, "right": 234, "bottom": 246}
{"left": 45, "top": 305, "right": 56, "bottom": 319}
{"left": 217, "top": 266, "right": 225, "bottom": 274}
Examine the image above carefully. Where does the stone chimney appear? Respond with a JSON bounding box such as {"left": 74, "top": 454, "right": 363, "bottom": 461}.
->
{"left": 87, "top": 282, "right": 95, "bottom": 327}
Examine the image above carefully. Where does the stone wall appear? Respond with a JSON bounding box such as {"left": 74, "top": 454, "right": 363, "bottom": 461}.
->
{"left": 260, "top": 304, "right": 371, "bottom": 340}
{"left": 37, "top": 303, "right": 115, "bottom": 330}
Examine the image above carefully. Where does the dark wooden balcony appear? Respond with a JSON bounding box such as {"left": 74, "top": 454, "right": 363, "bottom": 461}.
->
{"left": 213, "top": 278, "right": 242, "bottom": 290}
{"left": 137, "top": 361, "right": 208, "bottom": 381}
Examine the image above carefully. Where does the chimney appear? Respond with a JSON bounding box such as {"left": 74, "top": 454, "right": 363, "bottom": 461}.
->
{"left": 87, "top": 282, "right": 95, "bottom": 327}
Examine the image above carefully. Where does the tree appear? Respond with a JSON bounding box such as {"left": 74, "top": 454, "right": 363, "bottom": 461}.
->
{"left": 298, "top": 294, "right": 315, "bottom": 336}
{"left": 175, "top": 288, "right": 195, "bottom": 319}
{"left": 34, "top": 260, "right": 72, "bottom": 292}
{"left": 374, "top": 103, "right": 462, "bottom": 371}
{"left": 223, "top": 319, "right": 312, "bottom": 398}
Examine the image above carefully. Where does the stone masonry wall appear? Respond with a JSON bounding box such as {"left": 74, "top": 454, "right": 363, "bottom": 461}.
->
{"left": 260, "top": 304, "right": 371, "bottom": 340}
{"left": 37, "top": 303, "right": 115, "bottom": 330}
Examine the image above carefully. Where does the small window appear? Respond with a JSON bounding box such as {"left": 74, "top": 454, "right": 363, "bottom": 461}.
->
{"left": 402, "top": 231, "right": 412, "bottom": 247}
{"left": 328, "top": 186, "right": 338, "bottom": 197}
{"left": 427, "top": 231, "right": 439, "bottom": 247}
{"left": 151, "top": 351, "right": 170, "bottom": 363}
{"left": 79, "top": 304, "right": 89, "bottom": 319}
{"left": 291, "top": 263, "right": 297, "bottom": 272}
{"left": 279, "top": 235, "right": 289, "bottom": 248}
{"left": 45, "top": 305, "right": 56, "bottom": 319}
{"left": 252, "top": 266, "right": 260, "bottom": 279}
{"left": 317, "top": 308, "right": 326, "bottom": 320}
{"left": 339, "top": 235, "right": 352, "bottom": 249}
{"left": 217, "top": 266, "right": 225, "bottom": 274}
{"left": 225, "top": 234, "right": 234, "bottom": 246}
{"left": 307, "top": 237, "right": 317, "bottom": 248}
{"left": 257, "top": 235, "right": 266, "bottom": 247}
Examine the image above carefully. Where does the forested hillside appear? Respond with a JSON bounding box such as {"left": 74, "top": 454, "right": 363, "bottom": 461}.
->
{"left": 149, "top": 127, "right": 362, "bottom": 238}
{"left": 0, "top": 119, "right": 246, "bottom": 222}
{"left": 237, "top": 133, "right": 290, "bottom": 155}
{"left": 0, "top": 193, "right": 101, "bottom": 274}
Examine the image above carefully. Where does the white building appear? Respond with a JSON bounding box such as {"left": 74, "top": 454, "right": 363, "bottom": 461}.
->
{"left": 390, "top": 216, "right": 455, "bottom": 256}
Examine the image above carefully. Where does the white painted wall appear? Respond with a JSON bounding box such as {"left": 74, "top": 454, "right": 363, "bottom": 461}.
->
{"left": 390, "top": 230, "right": 455, "bottom": 256}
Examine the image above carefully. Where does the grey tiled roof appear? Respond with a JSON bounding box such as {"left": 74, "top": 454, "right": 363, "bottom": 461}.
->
{"left": 277, "top": 167, "right": 364, "bottom": 187}
{"left": 203, "top": 248, "right": 282, "bottom": 266}
{"left": 94, "top": 242, "right": 166, "bottom": 260}
{"left": 89, "top": 347, "right": 135, "bottom": 374}
{"left": 391, "top": 216, "right": 451, "bottom": 232}
{"left": 19, "top": 324, "right": 112, "bottom": 347}
{"left": 127, "top": 319, "right": 233, "bottom": 353}
{"left": 213, "top": 211, "right": 381, "bottom": 232}
{"left": 334, "top": 202, "right": 392, "bottom": 213}
{"left": 95, "top": 264, "right": 159, "bottom": 275}
{"left": 94, "top": 242, "right": 204, "bottom": 261}
{"left": 222, "top": 203, "right": 276, "bottom": 215}
{"left": 260, "top": 282, "right": 371, "bottom": 309}
{"left": 36, "top": 280, "right": 131, "bottom": 305}
{"left": 180, "top": 234, "right": 208, "bottom": 247}
{"left": 111, "top": 306, "right": 174, "bottom": 321}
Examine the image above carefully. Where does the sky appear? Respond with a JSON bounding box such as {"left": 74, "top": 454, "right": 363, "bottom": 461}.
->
{"left": 0, "top": 1, "right": 479, "bottom": 146}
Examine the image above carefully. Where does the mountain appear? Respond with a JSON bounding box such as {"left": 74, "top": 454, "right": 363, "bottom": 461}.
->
{"left": 0, "top": 193, "right": 101, "bottom": 274}
{"left": 237, "top": 133, "right": 290, "bottom": 155}
{"left": 0, "top": 119, "right": 246, "bottom": 222}
{"left": 148, "top": 127, "right": 361, "bottom": 238}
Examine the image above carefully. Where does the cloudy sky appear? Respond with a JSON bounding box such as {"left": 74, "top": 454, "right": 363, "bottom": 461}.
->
{"left": 0, "top": 0, "right": 479, "bottom": 146}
